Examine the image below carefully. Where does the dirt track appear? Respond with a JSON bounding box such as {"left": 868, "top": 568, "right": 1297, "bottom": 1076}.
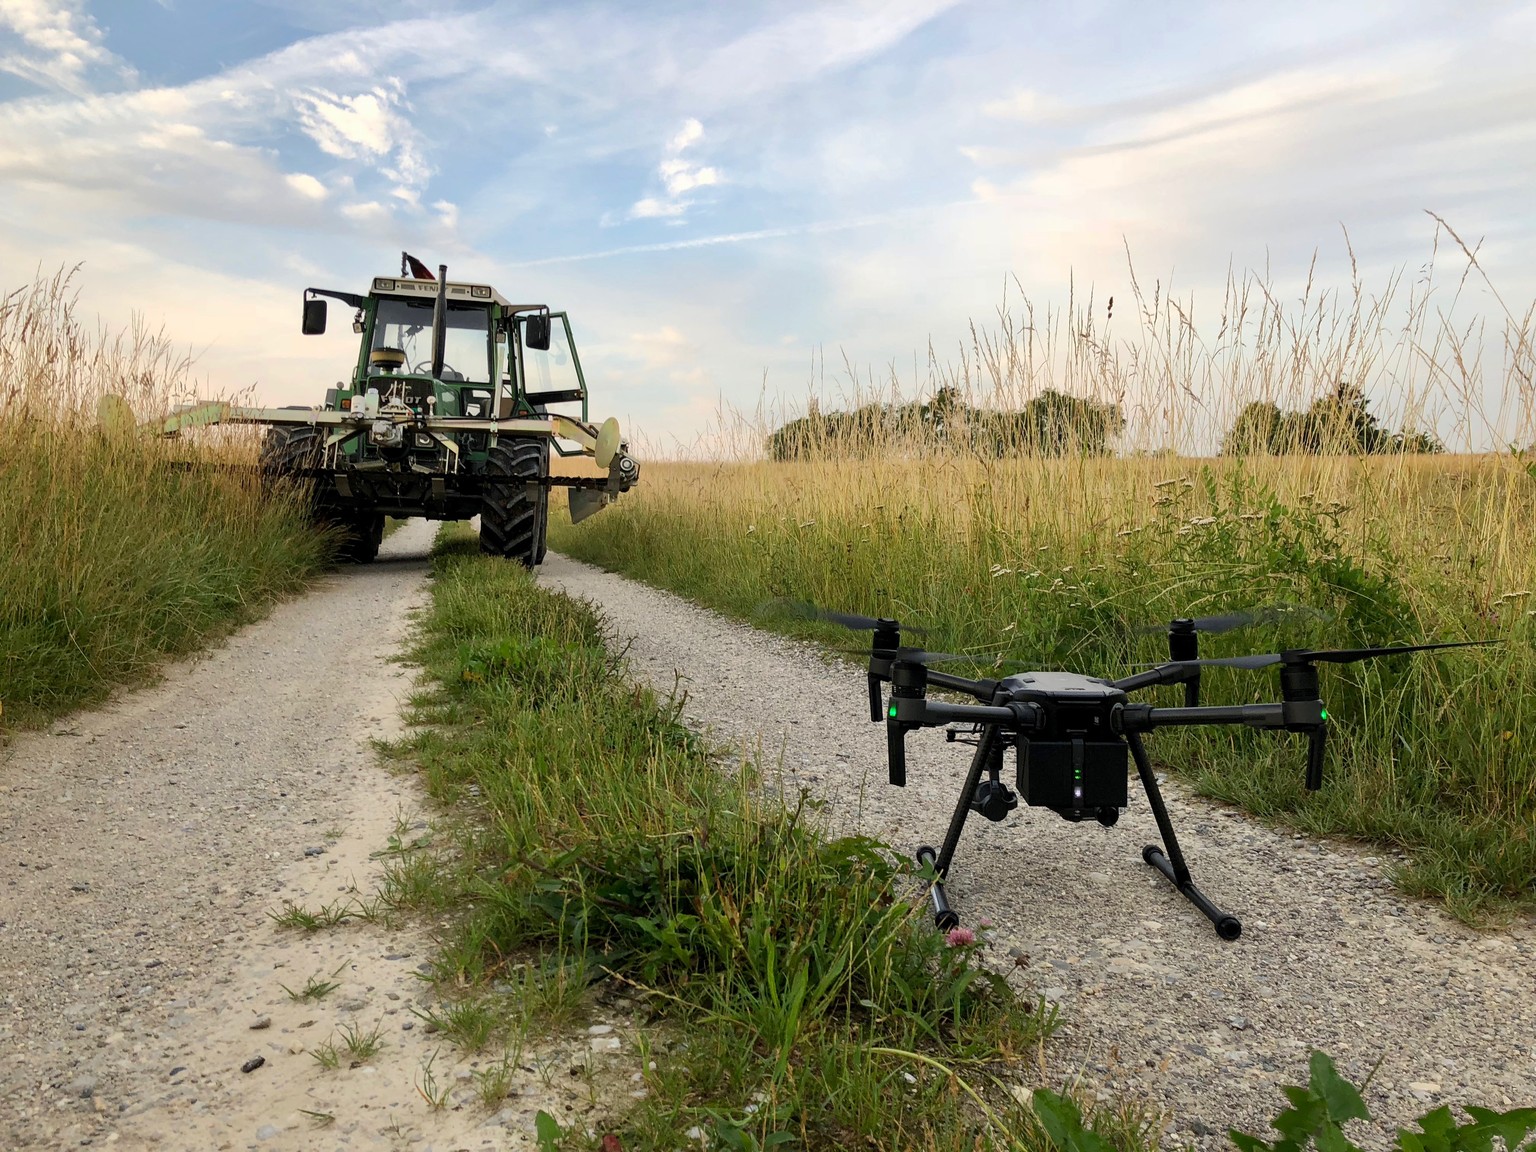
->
{"left": 537, "top": 552, "right": 1536, "bottom": 1149}
{"left": 0, "top": 523, "right": 622, "bottom": 1150}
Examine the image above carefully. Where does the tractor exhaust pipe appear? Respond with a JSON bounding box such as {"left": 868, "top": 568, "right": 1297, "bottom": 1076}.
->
{"left": 430, "top": 264, "right": 448, "bottom": 380}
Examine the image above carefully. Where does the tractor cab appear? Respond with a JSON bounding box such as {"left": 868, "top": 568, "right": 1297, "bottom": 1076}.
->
{"left": 302, "top": 275, "right": 592, "bottom": 432}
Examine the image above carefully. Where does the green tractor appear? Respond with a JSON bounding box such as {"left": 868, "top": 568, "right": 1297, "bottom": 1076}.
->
{"left": 157, "top": 261, "right": 638, "bottom": 565}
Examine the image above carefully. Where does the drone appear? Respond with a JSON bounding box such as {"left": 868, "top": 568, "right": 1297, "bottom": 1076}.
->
{"left": 795, "top": 604, "right": 1493, "bottom": 941}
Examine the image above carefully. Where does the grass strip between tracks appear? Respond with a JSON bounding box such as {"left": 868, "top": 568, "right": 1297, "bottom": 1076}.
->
{"left": 388, "top": 524, "right": 1158, "bottom": 1151}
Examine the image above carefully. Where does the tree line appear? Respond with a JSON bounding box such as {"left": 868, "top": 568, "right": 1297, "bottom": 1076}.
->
{"left": 766, "top": 382, "right": 1441, "bottom": 459}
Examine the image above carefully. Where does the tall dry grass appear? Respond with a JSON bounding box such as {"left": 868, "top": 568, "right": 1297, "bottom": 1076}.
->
{"left": 553, "top": 229, "right": 1536, "bottom": 915}
{"left": 0, "top": 269, "right": 329, "bottom": 729}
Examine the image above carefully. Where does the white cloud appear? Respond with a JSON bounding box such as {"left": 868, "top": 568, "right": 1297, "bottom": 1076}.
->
{"left": 629, "top": 117, "right": 721, "bottom": 221}
{"left": 0, "top": 0, "right": 131, "bottom": 94}
{"left": 285, "top": 172, "right": 328, "bottom": 200}
{"left": 340, "top": 200, "right": 390, "bottom": 223}
{"left": 293, "top": 78, "right": 431, "bottom": 198}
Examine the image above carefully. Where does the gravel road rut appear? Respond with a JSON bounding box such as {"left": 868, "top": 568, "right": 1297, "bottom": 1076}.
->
{"left": 0, "top": 523, "right": 627, "bottom": 1151}
{"left": 537, "top": 552, "right": 1536, "bottom": 1149}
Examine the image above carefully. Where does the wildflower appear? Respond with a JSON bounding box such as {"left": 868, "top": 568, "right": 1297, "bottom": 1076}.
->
{"left": 978, "top": 917, "right": 995, "bottom": 929}
{"left": 946, "top": 927, "right": 976, "bottom": 947}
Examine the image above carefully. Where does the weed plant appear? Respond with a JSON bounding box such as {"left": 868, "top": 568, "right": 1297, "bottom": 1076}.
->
{"left": 396, "top": 529, "right": 1144, "bottom": 1151}
{"left": 0, "top": 269, "right": 328, "bottom": 729}
{"left": 550, "top": 235, "right": 1536, "bottom": 917}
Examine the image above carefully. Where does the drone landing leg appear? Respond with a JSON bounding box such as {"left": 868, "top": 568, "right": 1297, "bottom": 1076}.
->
{"left": 915, "top": 723, "right": 1003, "bottom": 932}
{"left": 1127, "top": 732, "right": 1242, "bottom": 941}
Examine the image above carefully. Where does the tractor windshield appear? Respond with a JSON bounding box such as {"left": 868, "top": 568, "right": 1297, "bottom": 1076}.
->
{"left": 371, "top": 298, "right": 492, "bottom": 383}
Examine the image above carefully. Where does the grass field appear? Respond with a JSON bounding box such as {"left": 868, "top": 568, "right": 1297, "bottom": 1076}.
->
{"left": 0, "top": 270, "right": 329, "bottom": 730}
{"left": 550, "top": 237, "right": 1536, "bottom": 918}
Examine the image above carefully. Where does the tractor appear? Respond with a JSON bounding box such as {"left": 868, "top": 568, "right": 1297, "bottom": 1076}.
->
{"left": 155, "top": 260, "right": 638, "bottom": 565}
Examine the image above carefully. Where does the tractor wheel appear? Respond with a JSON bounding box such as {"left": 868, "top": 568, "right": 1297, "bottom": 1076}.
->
{"left": 258, "top": 418, "right": 325, "bottom": 503}
{"left": 479, "top": 438, "right": 549, "bottom": 566}
{"left": 260, "top": 420, "right": 381, "bottom": 564}
{"left": 338, "top": 512, "right": 385, "bottom": 565}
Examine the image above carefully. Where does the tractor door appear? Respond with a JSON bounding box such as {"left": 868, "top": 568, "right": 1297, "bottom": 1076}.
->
{"left": 515, "top": 313, "right": 588, "bottom": 439}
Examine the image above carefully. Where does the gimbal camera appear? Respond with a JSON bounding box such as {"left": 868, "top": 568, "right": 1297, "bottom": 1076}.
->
{"left": 812, "top": 605, "right": 1493, "bottom": 941}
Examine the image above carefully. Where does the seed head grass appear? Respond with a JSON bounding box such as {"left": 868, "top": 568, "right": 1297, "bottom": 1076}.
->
{"left": 0, "top": 268, "right": 329, "bottom": 731}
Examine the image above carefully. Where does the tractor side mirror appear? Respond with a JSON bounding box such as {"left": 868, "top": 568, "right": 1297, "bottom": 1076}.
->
{"left": 524, "top": 313, "right": 551, "bottom": 351}
{"left": 302, "top": 297, "right": 327, "bottom": 335}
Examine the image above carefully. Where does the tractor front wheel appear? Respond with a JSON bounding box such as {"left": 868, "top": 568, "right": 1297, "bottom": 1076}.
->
{"left": 479, "top": 438, "right": 549, "bottom": 566}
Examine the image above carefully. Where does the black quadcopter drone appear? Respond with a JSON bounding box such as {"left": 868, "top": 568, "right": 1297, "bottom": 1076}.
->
{"left": 795, "top": 605, "right": 1492, "bottom": 941}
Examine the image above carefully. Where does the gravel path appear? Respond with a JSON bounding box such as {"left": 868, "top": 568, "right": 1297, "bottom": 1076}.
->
{"left": 538, "top": 552, "right": 1536, "bottom": 1149}
{"left": 0, "top": 523, "right": 631, "bottom": 1150}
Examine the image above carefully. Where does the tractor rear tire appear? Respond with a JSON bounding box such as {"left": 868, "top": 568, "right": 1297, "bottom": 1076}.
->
{"left": 339, "top": 512, "right": 385, "bottom": 564}
{"left": 261, "top": 420, "right": 381, "bottom": 565}
{"left": 479, "top": 438, "right": 549, "bottom": 566}
{"left": 258, "top": 421, "right": 325, "bottom": 498}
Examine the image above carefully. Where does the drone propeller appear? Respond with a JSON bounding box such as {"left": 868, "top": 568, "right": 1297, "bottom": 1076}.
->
{"left": 842, "top": 646, "right": 986, "bottom": 667}
{"left": 1164, "top": 638, "right": 1499, "bottom": 670}
{"left": 759, "top": 599, "right": 928, "bottom": 635}
{"left": 1134, "top": 610, "right": 1257, "bottom": 637}
{"left": 1132, "top": 604, "right": 1331, "bottom": 637}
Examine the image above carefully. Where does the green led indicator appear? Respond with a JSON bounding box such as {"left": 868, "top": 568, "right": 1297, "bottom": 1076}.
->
{"left": 1320, "top": 709, "right": 1329, "bottom": 720}
{"left": 888, "top": 705, "right": 898, "bottom": 719}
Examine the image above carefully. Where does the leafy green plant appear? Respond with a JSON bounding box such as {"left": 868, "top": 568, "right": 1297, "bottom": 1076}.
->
{"left": 1231, "top": 1051, "right": 1536, "bottom": 1152}
{"left": 534, "top": 1110, "right": 564, "bottom": 1152}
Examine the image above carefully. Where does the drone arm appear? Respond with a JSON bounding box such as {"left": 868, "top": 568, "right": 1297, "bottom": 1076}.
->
{"left": 1117, "top": 702, "right": 1286, "bottom": 731}
{"left": 889, "top": 692, "right": 1040, "bottom": 730}
{"left": 1109, "top": 663, "right": 1197, "bottom": 694}
{"left": 924, "top": 670, "right": 1001, "bottom": 701}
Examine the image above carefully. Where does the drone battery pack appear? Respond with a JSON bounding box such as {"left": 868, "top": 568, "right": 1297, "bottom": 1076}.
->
{"left": 1016, "top": 737, "right": 1128, "bottom": 812}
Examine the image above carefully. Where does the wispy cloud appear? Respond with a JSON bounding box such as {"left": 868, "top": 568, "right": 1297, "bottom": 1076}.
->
{"left": 630, "top": 117, "right": 721, "bottom": 220}
{"left": 0, "top": 0, "right": 133, "bottom": 94}
{"left": 520, "top": 202, "right": 969, "bottom": 266}
{"left": 683, "top": 0, "right": 961, "bottom": 103}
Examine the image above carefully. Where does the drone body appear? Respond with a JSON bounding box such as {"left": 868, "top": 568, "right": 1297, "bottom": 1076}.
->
{"left": 792, "top": 602, "right": 1496, "bottom": 942}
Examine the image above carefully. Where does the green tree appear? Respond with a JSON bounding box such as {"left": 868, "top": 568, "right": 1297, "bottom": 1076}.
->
{"left": 1222, "top": 383, "right": 1442, "bottom": 456}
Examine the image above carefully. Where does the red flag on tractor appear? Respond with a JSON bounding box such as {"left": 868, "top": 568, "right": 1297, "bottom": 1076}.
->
{"left": 401, "top": 252, "right": 435, "bottom": 280}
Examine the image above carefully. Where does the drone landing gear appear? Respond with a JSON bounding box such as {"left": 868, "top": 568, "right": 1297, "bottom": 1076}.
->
{"left": 1127, "top": 732, "right": 1242, "bottom": 940}
{"left": 914, "top": 722, "right": 1010, "bottom": 932}
{"left": 913, "top": 725, "right": 1241, "bottom": 942}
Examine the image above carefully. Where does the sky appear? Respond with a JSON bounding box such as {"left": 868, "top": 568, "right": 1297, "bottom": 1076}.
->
{"left": 2, "top": 0, "right": 1534, "bottom": 452}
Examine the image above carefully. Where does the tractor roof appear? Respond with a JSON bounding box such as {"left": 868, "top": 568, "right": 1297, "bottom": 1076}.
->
{"left": 370, "top": 276, "right": 511, "bottom": 308}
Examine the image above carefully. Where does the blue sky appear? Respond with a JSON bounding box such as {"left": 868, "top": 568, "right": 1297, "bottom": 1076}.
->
{"left": 2, "top": 1, "right": 1533, "bottom": 450}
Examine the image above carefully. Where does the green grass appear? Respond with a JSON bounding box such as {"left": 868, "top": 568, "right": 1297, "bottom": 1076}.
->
{"left": 0, "top": 270, "right": 330, "bottom": 732}
{"left": 390, "top": 526, "right": 1154, "bottom": 1151}
{"left": 548, "top": 457, "right": 1536, "bottom": 918}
